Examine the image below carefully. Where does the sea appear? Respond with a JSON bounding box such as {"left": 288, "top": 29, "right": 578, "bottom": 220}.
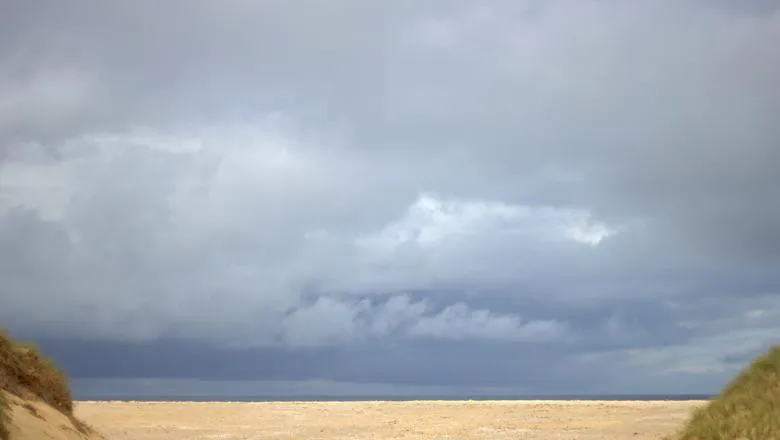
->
{"left": 74, "top": 393, "right": 710, "bottom": 402}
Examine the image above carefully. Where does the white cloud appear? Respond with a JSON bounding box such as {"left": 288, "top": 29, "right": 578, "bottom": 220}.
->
{"left": 279, "top": 294, "right": 564, "bottom": 348}
{"left": 357, "top": 193, "right": 615, "bottom": 254}
{"left": 409, "top": 302, "right": 567, "bottom": 342}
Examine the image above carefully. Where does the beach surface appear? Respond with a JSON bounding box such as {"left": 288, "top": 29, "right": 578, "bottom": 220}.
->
{"left": 75, "top": 400, "right": 704, "bottom": 440}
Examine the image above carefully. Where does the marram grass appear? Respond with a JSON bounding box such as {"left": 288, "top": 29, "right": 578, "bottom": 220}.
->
{"left": 0, "top": 327, "right": 91, "bottom": 440}
{"left": 669, "top": 345, "right": 780, "bottom": 440}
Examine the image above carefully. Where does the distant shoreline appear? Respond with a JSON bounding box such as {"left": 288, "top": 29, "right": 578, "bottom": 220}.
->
{"left": 74, "top": 394, "right": 711, "bottom": 403}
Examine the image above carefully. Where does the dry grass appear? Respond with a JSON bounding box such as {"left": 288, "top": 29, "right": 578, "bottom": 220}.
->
{"left": 670, "top": 345, "right": 780, "bottom": 440}
{"left": 0, "top": 327, "right": 92, "bottom": 439}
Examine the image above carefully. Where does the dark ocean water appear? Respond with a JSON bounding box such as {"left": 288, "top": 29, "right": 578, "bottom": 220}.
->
{"left": 76, "top": 394, "right": 711, "bottom": 402}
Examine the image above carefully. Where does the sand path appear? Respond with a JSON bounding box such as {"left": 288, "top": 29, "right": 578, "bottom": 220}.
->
{"left": 75, "top": 400, "right": 703, "bottom": 440}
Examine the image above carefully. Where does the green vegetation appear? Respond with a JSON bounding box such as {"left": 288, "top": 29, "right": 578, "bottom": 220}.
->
{"left": 0, "top": 328, "right": 89, "bottom": 440}
{"left": 670, "top": 345, "right": 780, "bottom": 440}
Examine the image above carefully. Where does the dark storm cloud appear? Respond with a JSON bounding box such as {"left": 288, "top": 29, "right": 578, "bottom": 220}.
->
{"left": 1, "top": 0, "right": 780, "bottom": 393}
{"left": 41, "top": 338, "right": 608, "bottom": 392}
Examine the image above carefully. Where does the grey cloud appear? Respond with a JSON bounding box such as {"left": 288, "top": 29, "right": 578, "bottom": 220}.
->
{"left": 1, "top": 0, "right": 779, "bottom": 392}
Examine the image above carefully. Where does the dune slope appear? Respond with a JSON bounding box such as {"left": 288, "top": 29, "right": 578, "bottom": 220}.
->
{"left": 0, "top": 329, "right": 102, "bottom": 440}
{"left": 671, "top": 345, "right": 780, "bottom": 440}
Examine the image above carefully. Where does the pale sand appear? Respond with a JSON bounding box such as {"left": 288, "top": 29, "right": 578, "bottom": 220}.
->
{"left": 2, "top": 391, "right": 104, "bottom": 440}
{"left": 75, "top": 400, "right": 705, "bottom": 440}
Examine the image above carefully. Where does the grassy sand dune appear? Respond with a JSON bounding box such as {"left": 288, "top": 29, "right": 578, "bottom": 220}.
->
{"left": 0, "top": 329, "right": 100, "bottom": 440}
{"left": 670, "top": 345, "right": 780, "bottom": 440}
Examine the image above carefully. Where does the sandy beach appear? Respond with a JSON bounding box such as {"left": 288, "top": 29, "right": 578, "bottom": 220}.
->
{"left": 75, "top": 400, "right": 704, "bottom": 440}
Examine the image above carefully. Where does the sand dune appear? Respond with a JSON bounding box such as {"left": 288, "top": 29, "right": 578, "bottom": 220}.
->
{"left": 0, "top": 331, "right": 103, "bottom": 440}
{"left": 3, "top": 392, "right": 102, "bottom": 440}
{"left": 76, "top": 399, "right": 704, "bottom": 440}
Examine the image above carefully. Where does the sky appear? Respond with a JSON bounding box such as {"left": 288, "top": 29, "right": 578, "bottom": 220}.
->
{"left": 1, "top": 0, "right": 779, "bottom": 397}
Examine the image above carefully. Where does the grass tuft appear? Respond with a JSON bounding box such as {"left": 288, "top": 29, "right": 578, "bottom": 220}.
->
{"left": 669, "top": 345, "right": 780, "bottom": 440}
{"left": 0, "top": 327, "right": 92, "bottom": 439}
